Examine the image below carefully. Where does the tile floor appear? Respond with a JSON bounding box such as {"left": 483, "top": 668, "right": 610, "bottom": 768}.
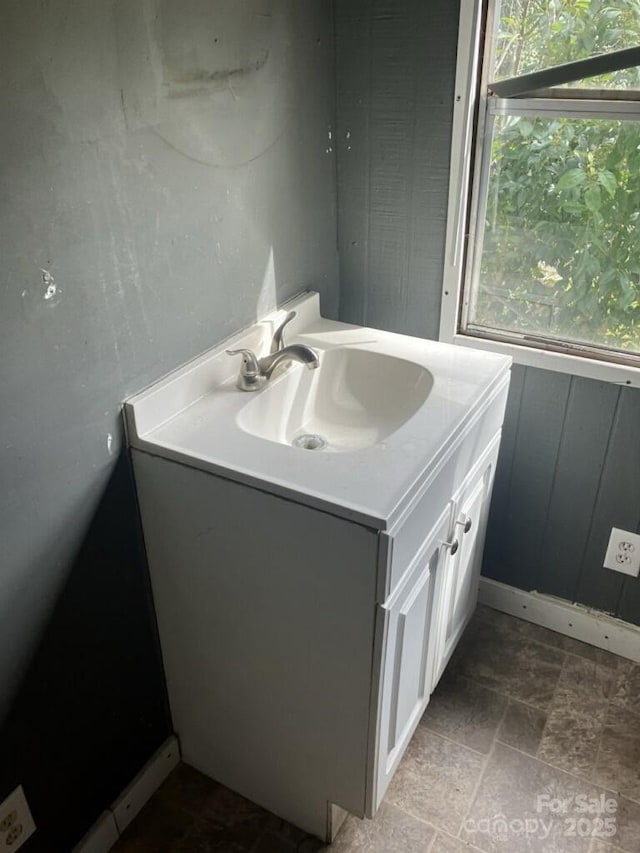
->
{"left": 114, "top": 605, "right": 640, "bottom": 852}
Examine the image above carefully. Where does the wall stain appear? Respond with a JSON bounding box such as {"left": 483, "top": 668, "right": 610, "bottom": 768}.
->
{"left": 41, "top": 269, "right": 58, "bottom": 301}
{"left": 166, "top": 51, "right": 270, "bottom": 99}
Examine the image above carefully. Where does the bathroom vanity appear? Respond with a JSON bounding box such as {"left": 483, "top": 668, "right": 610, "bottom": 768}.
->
{"left": 124, "top": 292, "right": 511, "bottom": 841}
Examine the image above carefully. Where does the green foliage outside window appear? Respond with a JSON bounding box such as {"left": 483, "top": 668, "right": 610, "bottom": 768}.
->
{"left": 473, "top": 0, "right": 640, "bottom": 352}
{"left": 494, "top": 0, "right": 640, "bottom": 85}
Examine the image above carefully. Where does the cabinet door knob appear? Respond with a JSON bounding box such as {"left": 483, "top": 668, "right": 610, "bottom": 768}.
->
{"left": 456, "top": 518, "right": 473, "bottom": 534}
{"left": 444, "top": 538, "right": 459, "bottom": 555}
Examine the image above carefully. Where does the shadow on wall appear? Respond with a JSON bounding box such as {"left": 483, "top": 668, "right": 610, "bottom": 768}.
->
{"left": 0, "top": 447, "right": 171, "bottom": 852}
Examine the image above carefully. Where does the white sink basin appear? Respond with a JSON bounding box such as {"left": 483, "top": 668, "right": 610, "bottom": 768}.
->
{"left": 124, "top": 292, "right": 511, "bottom": 528}
{"left": 236, "top": 347, "right": 434, "bottom": 451}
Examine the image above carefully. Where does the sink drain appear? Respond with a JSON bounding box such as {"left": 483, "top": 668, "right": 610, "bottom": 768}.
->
{"left": 292, "top": 433, "right": 328, "bottom": 451}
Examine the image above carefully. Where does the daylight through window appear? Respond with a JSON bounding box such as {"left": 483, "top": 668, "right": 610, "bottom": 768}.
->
{"left": 462, "top": 0, "right": 640, "bottom": 364}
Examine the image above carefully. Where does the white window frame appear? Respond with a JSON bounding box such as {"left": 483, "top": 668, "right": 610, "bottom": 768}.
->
{"left": 440, "top": 0, "right": 640, "bottom": 388}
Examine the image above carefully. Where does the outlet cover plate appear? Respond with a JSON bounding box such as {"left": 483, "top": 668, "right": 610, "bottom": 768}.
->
{"left": 0, "top": 785, "right": 36, "bottom": 850}
{"left": 604, "top": 528, "right": 640, "bottom": 577}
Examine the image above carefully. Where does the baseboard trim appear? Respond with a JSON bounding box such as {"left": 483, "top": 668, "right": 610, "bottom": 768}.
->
{"left": 73, "top": 735, "right": 180, "bottom": 853}
{"left": 478, "top": 578, "right": 640, "bottom": 664}
{"left": 72, "top": 811, "right": 119, "bottom": 853}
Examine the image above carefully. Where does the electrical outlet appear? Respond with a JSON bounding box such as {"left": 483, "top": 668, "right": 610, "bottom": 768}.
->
{"left": 604, "top": 527, "right": 640, "bottom": 577}
{"left": 0, "top": 787, "right": 36, "bottom": 850}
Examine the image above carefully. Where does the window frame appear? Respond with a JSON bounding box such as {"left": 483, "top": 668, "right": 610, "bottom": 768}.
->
{"left": 440, "top": 0, "right": 640, "bottom": 388}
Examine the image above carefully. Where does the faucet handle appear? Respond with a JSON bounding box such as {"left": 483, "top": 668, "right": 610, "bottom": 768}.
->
{"left": 226, "top": 347, "right": 259, "bottom": 371}
{"left": 270, "top": 310, "right": 297, "bottom": 354}
{"left": 226, "top": 348, "right": 265, "bottom": 391}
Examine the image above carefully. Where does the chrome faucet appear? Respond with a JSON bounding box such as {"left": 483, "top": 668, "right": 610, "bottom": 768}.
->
{"left": 258, "top": 344, "right": 319, "bottom": 379}
{"left": 226, "top": 312, "right": 319, "bottom": 391}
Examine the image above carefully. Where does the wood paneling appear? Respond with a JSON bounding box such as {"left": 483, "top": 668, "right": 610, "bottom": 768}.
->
{"left": 496, "top": 369, "right": 572, "bottom": 591}
{"left": 336, "top": 0, "right": 458, "bottom": 339}
{"left": 483, "top": 365, "right": 525, "bottom": 584}
{"left": 539, "top": 378, "right": 619, "bottom": 602}
{"left": 575, "top": 387, "right": 640, "bottom": 613}
{"left": 483, "top": 367, "right": 640, "bottom": 626}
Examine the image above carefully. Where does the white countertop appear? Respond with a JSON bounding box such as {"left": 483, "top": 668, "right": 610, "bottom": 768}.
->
{"left": 124, "top": 293, "right": 511, "bottom": 529}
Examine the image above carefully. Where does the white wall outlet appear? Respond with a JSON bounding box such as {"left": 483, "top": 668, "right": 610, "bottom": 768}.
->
{"left": 604, "top": 527, "right": 640, "bottom": 577}
{"left": 0, "top": 786, "right": 36, "bottom": 850}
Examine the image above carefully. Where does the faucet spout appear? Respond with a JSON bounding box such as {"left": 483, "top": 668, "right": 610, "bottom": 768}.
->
{"left": 258, "top": 344, "right": 319, "bottom": 380}
{"left": 270, "top": 310, "right": 297, "bottom": 354}
{"left": 227, "top": 342, "right": 319, "bottom": 391}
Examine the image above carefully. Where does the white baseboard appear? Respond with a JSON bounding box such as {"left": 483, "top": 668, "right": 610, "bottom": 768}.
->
{"left": 111, "top": 735, "right": 180, "bottom": 833}
{"left": 73, "top": 735, "right": 180, "bottom": 853}
{"left": 72, "top": 811, "right": 119, "bottom": 853}
{"left": 478, "top": 578, "right": 640, "bottom": 664}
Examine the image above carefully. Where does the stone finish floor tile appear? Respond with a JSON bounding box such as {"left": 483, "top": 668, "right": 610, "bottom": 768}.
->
{"left": 385, "top": 727, "right": 486, "bottom": 835}
{"left": 593, "top": 705, "right": 640, "bottom": 803}
{"left": 157, "top": 763, "right": 279, "bottom": 840}
{"left": 113, "top": 608, "right": 638, "bottom": 853}
{"left": 611, "top": 662, "right": 640, "bottom": 714}
{"left": 471, "top": 606, "right": 624, "bottom": 669}
{"left": 430, "top": 831, "right": 485, "bottom": 851}
{"left": 323, "top": 802, "right": 435, "bottom": 853}
{"left": 497, "top": 699, "right": 547, "bottom": 756}
{"left": 537, "top": 656, "right": 613, "bottom": 777}
{"left": 610, "top": 796, "right": 640, "bottom": 852}
{"left": 420, "top": 672, "right": 508, "bottom": 754}
{"left": 560, "top": 641, "right": 622, "bottom": 670}
{"left": 461, "top": 742, "right": 610, "bottom": 852}
{"left": 470, "top": 605, "right": 565, "bottom": 650}
{"left": 537, "top": 655, "right": 632, "bottom": 781}
{"left": 266, "top": 818, "right": 323, "bottom": 852}
{"left": 254, "top": 831, "right": 323, "bottom": 852}
{"left": 251, "top": 832, "right": 297, "bottom": 852}
{"left": 589, "top": 795, "right": 640, "bottom": 852}
{"left": 555, "top": 655, "right": 618, "bottom": 705}
{"left": 193, "top": 784, "right": 276, "bottom": 835}
{"left": 451, "top": 625, "right": 565, "bottom": 710}
{"left": 112, "top": 798, "right": 193, "bottom": 852}
{"left": 155, "top": 763, "right": 222, "bottom": 817}
{"left": 537, "top": 702, "right": 607, "bottom": 778}
{"left": 172, "top": 816, "right": 262, "bottom": 852}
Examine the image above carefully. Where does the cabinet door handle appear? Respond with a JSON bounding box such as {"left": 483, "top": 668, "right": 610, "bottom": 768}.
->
{"left": 456, "top": 518, "right": 473, "bottom": 534}
{"left": 444, "top": 538, "right": 459, "bottom": 555}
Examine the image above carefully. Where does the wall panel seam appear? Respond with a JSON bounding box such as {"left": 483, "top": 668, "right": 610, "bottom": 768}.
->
{"left": 571, "top": 385, "right": 623, "bottom": 604}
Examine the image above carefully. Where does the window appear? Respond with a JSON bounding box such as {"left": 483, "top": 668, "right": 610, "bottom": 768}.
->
{"left": 441, "top": 0, "right": 640, "bottom": 385}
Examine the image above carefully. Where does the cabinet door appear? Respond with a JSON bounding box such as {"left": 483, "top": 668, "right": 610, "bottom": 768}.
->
{"left": 370, "top": 507, "right": 450, "bottom": 812}
{"left": 433, "top": 434, "right": 501, "bottom": 686}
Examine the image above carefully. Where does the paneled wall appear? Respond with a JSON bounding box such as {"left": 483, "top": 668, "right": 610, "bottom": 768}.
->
{"left": 485, "top": 367, "right": 640, "bottom": 626}
{"left": 335, "top": 0, "right": 640, "bottom": 627}
{"left": 335, "top": 0, "right": 458, "bottom": 339}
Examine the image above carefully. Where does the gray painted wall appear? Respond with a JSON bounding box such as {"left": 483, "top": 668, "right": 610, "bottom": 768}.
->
{"left": 335, "top": 0, "right": 457, "bottom": 339}
{"left": 485, "top": 366, "right": 640, "bottom": 626}
{"left": 1, "top": 1, "right": 338, "bottom": 847}
{"left": 335, "top": 0, "right": 640, "bottom": 627}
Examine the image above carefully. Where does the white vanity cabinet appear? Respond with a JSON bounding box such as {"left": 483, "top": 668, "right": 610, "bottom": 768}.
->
{"left": 131, "top": 417, "right": 505, "bottom": 842}
{"left": 125, "top": 293, "right": 511, "bottom": 843}
{"left": 433, "top": 432, "right": 501, "bottom": 687}
{"left": 369, "top": 432, "right": 501, "bottom": 812}
{"left": 371, "top": 506, "right": 450, "bottom": 811}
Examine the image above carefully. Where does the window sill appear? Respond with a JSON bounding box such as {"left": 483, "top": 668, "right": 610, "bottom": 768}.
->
{"left": 449, "top": 332, "right": 640, "bottom": 387}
